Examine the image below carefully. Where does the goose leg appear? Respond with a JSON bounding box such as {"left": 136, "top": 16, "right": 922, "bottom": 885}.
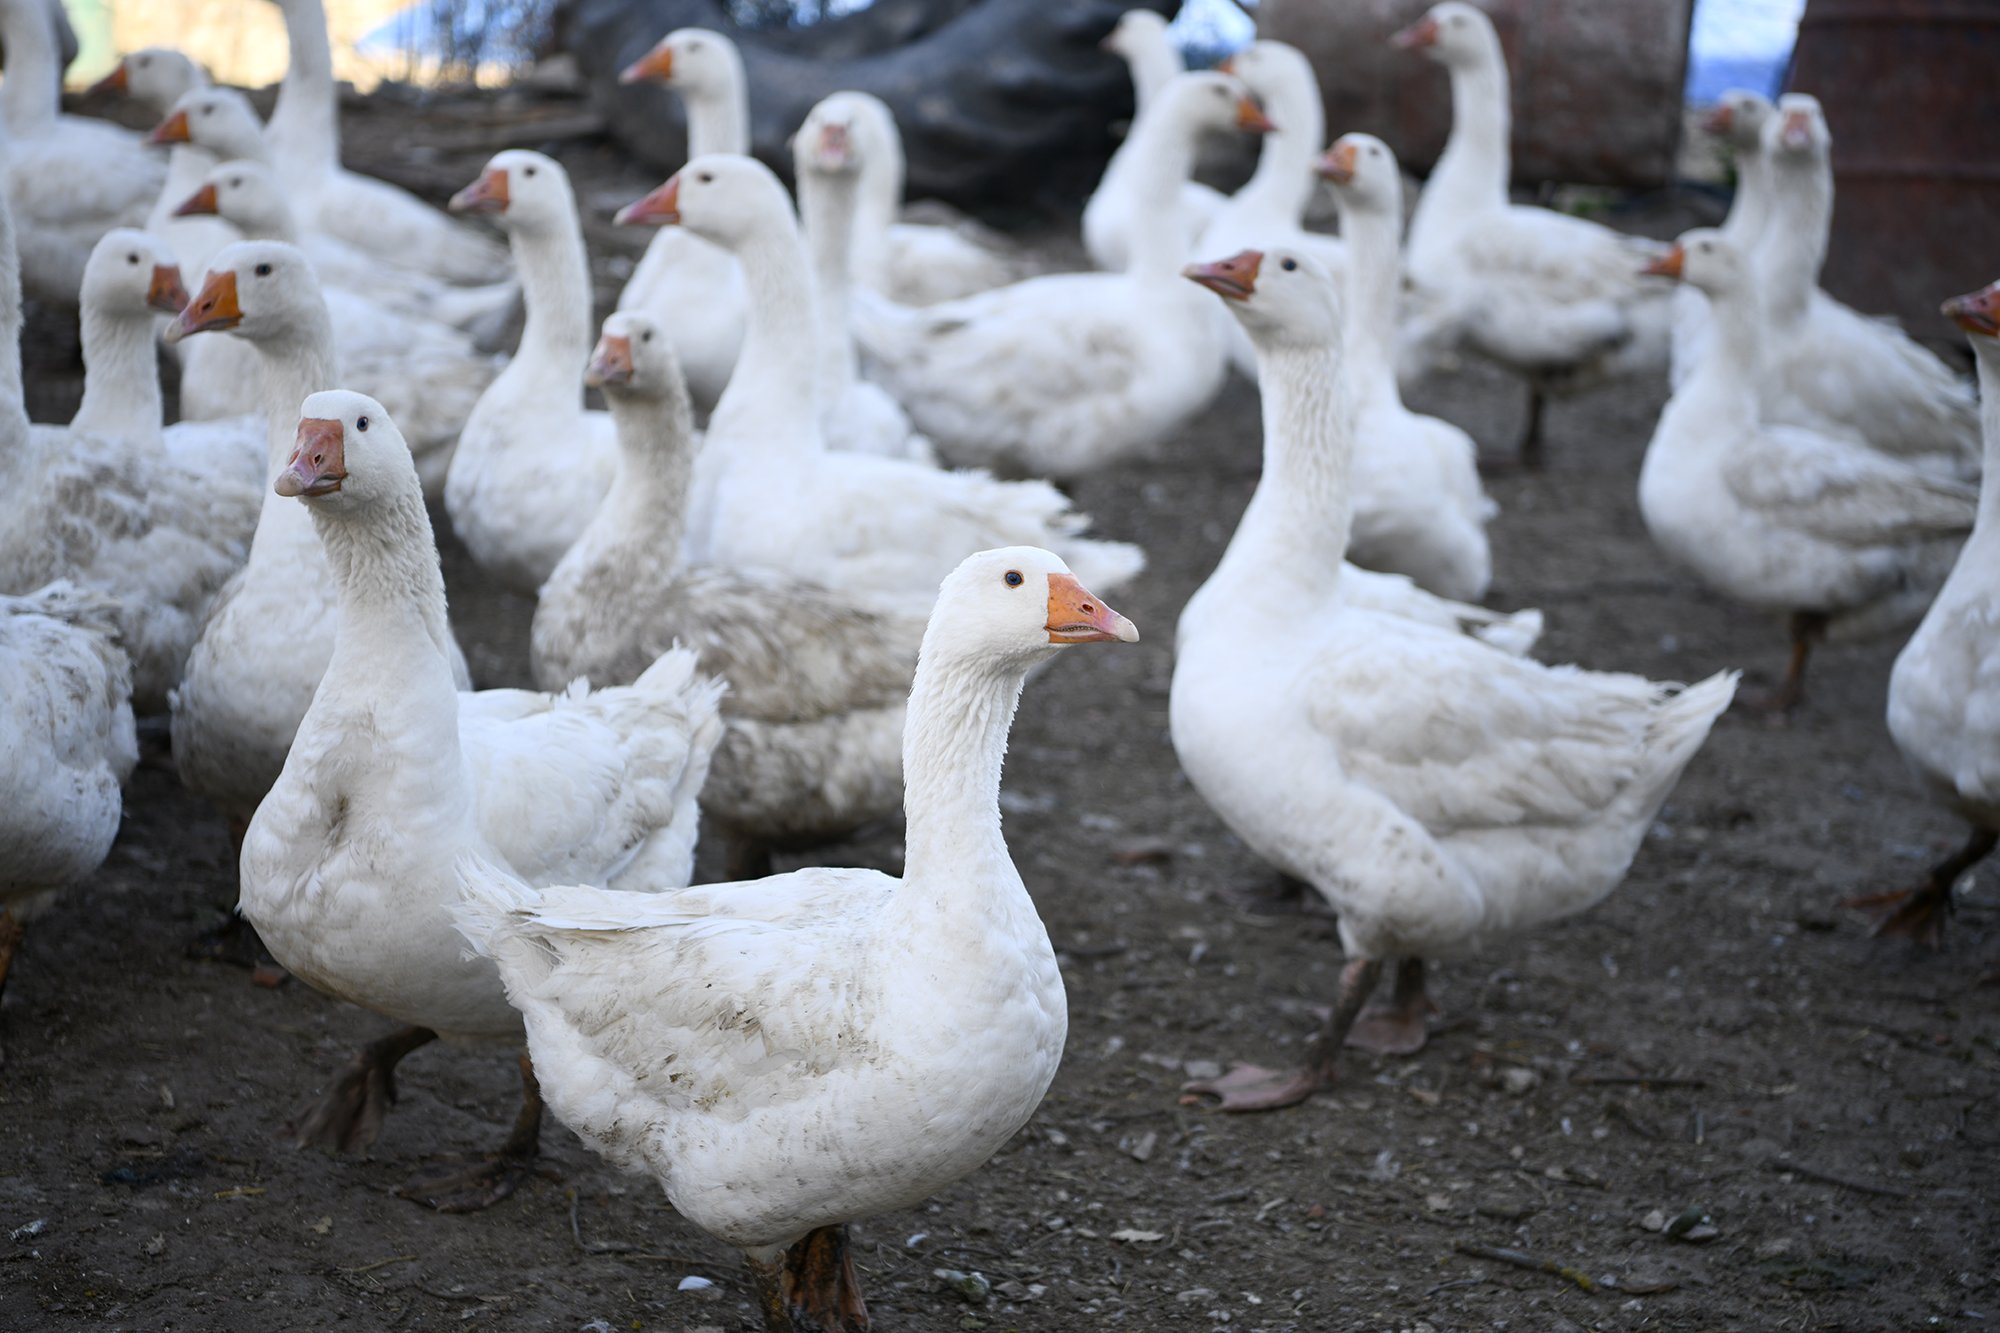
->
{"left": 746, "top": 1225, "right": 870, "bottom": 1332}
{"left": 1180, "top": 957, "right": 1383, "bottom": 1112}
{"left": 287, "top": 1025, "right": 438, "bottom": 1152}
{"left": 395, "top": 1052, "right": 544, "bottom": 1213}
{"left": 0, "top": 906, "right": 25, "bottom": 1067}
{"left": 1344, "top": 957, "right": 1437, "bottom": 1055}
{"left": 726, "top": 830, "right": 775, "bottom": 882}
{"left": 1841, "top": 826, "right": 1998, "bottom": 949}
{"left": 1519, "top": 384, "right": 1547, "bottom": 469}
{"left": 1743, "top": 612, "right": 1827, "bottom": 715}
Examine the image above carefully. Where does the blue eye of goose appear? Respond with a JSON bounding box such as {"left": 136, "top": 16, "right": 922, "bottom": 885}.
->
{"left": 1004, "top": 571, "right": 1023, "bottom": 587}
{"left": 1282, "top": 258, "right": 1297, "bottom": 271}
{"left": 356, "top": 416, "right": 369, "bottom": 432}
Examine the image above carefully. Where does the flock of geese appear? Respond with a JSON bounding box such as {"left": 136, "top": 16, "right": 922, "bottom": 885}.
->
{"left": 0, "top": 0, "right": 1992, "bottom": 1323}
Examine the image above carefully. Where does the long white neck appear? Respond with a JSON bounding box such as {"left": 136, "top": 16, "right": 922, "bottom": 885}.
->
{"left": 0, "top": 0, "right": 61, "bottom": 136}
{"left": 1234, "top": 71, "right": 1323, "bottom": 226}
{"left": 1214, "top": 336, "right": 1352, "bottom": 598}
{"left": 898, "top": 643, "right": 1034, "bottom": 894}
{"left": 797, "top": 164, "right": 861, "bottom": 410}
{"left": 1411, "top": 43, "right": 1510, "bottom": 253}
{"left": 685, "top": 73, "right": 749, "bottom": 159}
{"left": 1338, "top": 188, "right": 1403, "bottom": 398}
{"left": 229, "top": 194, "right": 303, "bottom": 245}
{"left": 1120, "top": 95, "right": 1201, "bottom": 279}
{"left": 1972, "top": 339, "right": 2000, "bottom": 530}
{"left": 266, "top": 0, "right": 340, "bottom": 187}
{"left": 0, "top": 192, "right": 25, "bottom": 442}
{"left": 1124, "top": 29, "right": 1183, "bottom": 116}
{"left": 73, "top": 298, "right": 165, "bottom": 448}
{"left": 1720, "top": 134, "right": 1771, "bottom": 252}
{"left": 850, "top": 122, "right": 904, "bottom": 294}
{"left": 590, "top": 380, "right": 696, "bottom": 565}
{"left": 253, "top": 313, "right": 340, "bottom": 482}
{"left": 1672, "top": 275, "right": 1762, "bottom": 442}
{"left": 1756, "top": 147, "right": 1830, "bottom": 327}
{"left": 705, "top": 212, "right": 822, "bottom": 463}
{"left": 496, "top": 207, "right": 593, "bottom": 409}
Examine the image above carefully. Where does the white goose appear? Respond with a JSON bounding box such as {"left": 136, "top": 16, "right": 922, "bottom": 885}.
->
{"left": 443, "top": 151, "right": 619, "bottom": 593}
{"left": 242, "top": 390, "right": 722, "bottom": 1210}
{"left": 1753, "top": 95, "right": 1979, "bottom": 475}
{"left": 1639, "top": 231, "right": 1975, "bottom": 711}
{"left": 848, "top": 72, "right": 1257, "bottom": 478}
{"left": 87, "top": 46, "right": 237, "bottom": 283}
{"left": 613, "top": 27, "right": 750, "bottom": 411}
{"left": 1172, "top": 247, "right": 1734, "bottom": 1110}
{"left": 1670, "top": 90, "right": 1774, "bottom": 391}
{"left": 1843, "top": 282, "right": 2000, "bottom": 945}
{"left": 1395, "top": 1, "right": 1671, "bottom": 465}
{"left": 0, "top": 0, "right": 164, "bottom": 304}
{"left": 164, "top": 241, "right": 473, "bottom": 829}
{"left": 0, "top": 581, "right": 137, "bottom": 1050}
{"left": 1317, "top": 135, "right": 1494, "bottom": 602}
{"left": 1084, "top": 7, "right": 1227, "bottom": 273}
{"left": 536, "top": 311, "right": 922, "bottom": 881}
{"left": 616, "top": 155, "right": 1145, "bottom": 616}
{"left": 454, "top": 546, "right": 1130, "bottom": 1325}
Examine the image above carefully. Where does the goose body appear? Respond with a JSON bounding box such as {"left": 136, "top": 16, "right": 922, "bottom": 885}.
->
{"left": 1172, "top": 246, "right": 1733, "bottom": 1110}
{"left": 619, "top": 155, "right": 1145, "bottom": 618}
{"left": 1084, "top": 8, "right": 1226, "bottom": 273}
{"left": 534, "top": 311, "right": 921, "bottom": 873}
{"left": 455, "top": 546, "right": 1130, "bottom": 1323}
{"left": 164, "top": 242, "right": 473, "bottom": 826}
{"left": 850, "top": 72, "right": 1253, "bottom": 478}
{"left": 444, "top": 152, "right": 618, "bottom": 593}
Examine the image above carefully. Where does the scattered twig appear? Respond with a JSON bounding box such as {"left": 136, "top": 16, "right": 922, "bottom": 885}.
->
{"left": 1425, "top": 1275, "right": 1493, "bottom": 1296}
{"left": 1455, "top": 1242, "right": 1598, "bottom": 1293}
{"left": 340, "top": 1255, "right": 418, "bottom": 1274}
{"left": 1569, "top": 1074, "right": 1708, "bottom": 1089}
{"left": 211, "top": 1187, "right": 266, "bottom": 1199}
{"left": 1766, "top": 1160, "right": 1912, "bottom": 1199}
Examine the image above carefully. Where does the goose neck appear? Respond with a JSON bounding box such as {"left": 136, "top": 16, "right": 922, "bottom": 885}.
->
{"left": 504, "top": 210, "right": 594, "bottom": 402}
{"left": 1756, "top": 150, "right": 1830, "bottom": 326}
{"left": 798, "top": 166, "right": 860, "bottom": 404}
{"left": 1125, "top": 34, "right": 1182, "bottom": 116}
{"left": 1973, "top": 342, "right": 2000, "bottom": 528}
{"left": 0, "top": 0, "right": 59, "bottom": 136}
{"left": 1120, "top": 100, "right": 1200, "bottom": 279}
{"left": 850, "top": 137, "right": 903, "bottom": 293}
{"left": 266, "top": 0, "right": 340, "bottom": 174}
{"left": 1420, "top": 53, "right": 1511, "bottom": 227}
{"left": 251, "top": 316, "right": 340, "bottom": 481}
{"left": 311, "top": 481, "right": 459, "bottom": 696}
{"left": 597, "top": 384, "right": 697, "bottom": 560}
{"left": 1237, "top": 81, "right": 1323, "bottom": 224}
{"left": 1337, "top": 196, "right": 1403, "bottom": 396}
{"left": 899, "top": 646, "right": 1032, "bottom": 892}
{"left": 73, "top": 302, "right": 165, "bottom": 447}
{"left": 1720, "top": 141, "right": 1770, "bottom": 251}
{"left": 1678, "top": 277, "right": 1763, "bottom": 433}
{"left": 0, "top": 193, "right": 25, "bottom": 437}
{"left": 706, "top": 216, "right": 822, "bottom": 458}
{"left": 1220, "top": 340, "right": 1353, "bottom": 589}
{"left": 685, "top": 78, "right": 750, "bottom": 159}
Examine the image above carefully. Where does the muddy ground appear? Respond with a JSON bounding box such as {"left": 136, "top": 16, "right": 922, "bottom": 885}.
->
{"left": 3, "top": 86, "right": 1995, "bottom": 1333}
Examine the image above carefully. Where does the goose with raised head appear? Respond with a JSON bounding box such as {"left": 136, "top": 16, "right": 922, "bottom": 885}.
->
{"left": 1394, "top": 1, "right": 1671, "bottom": 466}
{"left": 536, "top": 311, "right": 922, "bottom": 882}
{"left": 88, "top": 46, "right": 237, "bottom": 282}
{"left": 69, "top": 228, "right": 264, "bottom": 492}
{"left": 242, "top": 390, "right": 722, "bottom": 1211}
{"left": 1670, "top": 89, "right": 1774, "bottom": 390}
{"left": 613, "top": 27, "right": 749, "bottom": 411}
{"left": 1753, "top": 95, "right": 1978, "bottom": 476}
{"left": 1084, "top": 7, "right": 1226, "bottom": 273}
{"left": 0, "top": 0, "right": 164, "bottom": 303}
{"left": 847, "top": 72, "right": 1258, "bottom": 479}
{"left": 163, "top": 241, "right": 474, "bottom": 829}
{"left": 445, "top": 151, "right": 619, "bottom": 593}
{"left": 455, "top": 546, "right": 1131, "bottom": 1328}
{"left": 617, "top": 155, "right": 1145, "bottom": 616}
{"left": 1639, "top": 231, "right": 1974, "bottom": 713}
{"left": 793, "top": 94, "right": 936, "bottom": 463}
{"left": 1841, "top": 283, "right": 2000, "bottom": 946}
{"left": 1172, "top": 246, "right": 1734, "bottom": 1110}
{"left": 0, "top": 581, "right": 136, "bottom": 1058}
{"left": 1317, "top": 135, "right": 1493, "bottom": 602}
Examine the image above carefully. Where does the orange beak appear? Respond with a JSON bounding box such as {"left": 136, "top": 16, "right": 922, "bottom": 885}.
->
{"left": 147, "top": 264, "right": 190, "bottom": 315}
{"left": 1392, "top": 15, "right": 1439, "bottom": 49}
{"left": 1316, "top": 140, "right": 1359, "bottom": 184}
{"left": 615, "top": 173, "right": 682, "bottom": 227}
{"left": 167, "top": 268, "right": 242, "bottom": 341}
{"left": 1642, "top": 243, "right": 1685, "bottom": 280}
{"left": 1236, "top": 96, "right": 1277, "bottom": 135}
{"left": 1779, "top": 109, "right": 1812, "bottom": 150}
{"left": 275, "top": 417, "right": 348, "bottom": 498}
{"left": 585, "top": 334, "right": 634, "bottom": 386}
{"left": 1942, "top": 282, "right": 2000, "bottom": 339}
{"left": 146, "top": 108, "right": 191, "bottom": 145}
{"left": 1183, "top": 249, "right": 1263, "bottom": 301}
{"left": 1045, "top": 573, "right": 1138, "bottom": 644}
{"left": 618, "top": 43, "right": 673, "bottom": 84}
{"left": 88, "top": 60, "right": 130, "bottom": 97}
{"left": 173, "top": 181, "right": 219, "bottom": 217}
{"left": 817, "top": 121, "right": 851, "bottom": 168}
{"left": 1701, "top": 103, "right": 1733, "bottom": 136}
{"left": 448, "top": 166, "right": 509, "bottom": 214}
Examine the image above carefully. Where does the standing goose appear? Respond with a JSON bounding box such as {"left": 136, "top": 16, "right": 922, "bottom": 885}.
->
{"left": 1670, "top": 90, "right": 1775, "bottom": 390}
{"left": 1172, "top": 247, "right": 1734, "bottom": 1110}
{"left": 455, "top": 546, "right": 1130, "bottom": 1326}
{"left": 1394, "top": 1, "right": 1672, "bottom": 466}
{"left": 535, "top": 311, "right": 923, "bottom": 879}
{"left": 616, "top": 154, "right": 1145, "bottom": 616}
{"left": 164, "top": 241, "right": 474, "bottom": 829}
{"left": 1842, "top": 283, "right": 2000, "bottom": 945}
{"left": 242, "top": 390, "right": 722, "bottom": 1210}
{"left": 88, "top": 46, "right": 237, "bottom": 283}
{"left": 613, "top": 28, "right": 750, "bottom": 411}
{"left": 847, "top": 72, "right": 1259, "bottom": 478}
{"left": 1317, "top": 135, "right": 1494, "bottom": 602}
{"left": 1639, "top": 232, "right": 1975, "bottom": 712}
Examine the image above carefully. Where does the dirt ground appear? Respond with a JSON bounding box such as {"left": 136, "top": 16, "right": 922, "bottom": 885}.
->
{"left": 4, "top": 86, "right": 1995, "bottom": 1333}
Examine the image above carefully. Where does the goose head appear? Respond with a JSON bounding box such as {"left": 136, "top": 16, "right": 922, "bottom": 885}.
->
{"left": 1943, "top": 282, "right": 2000, "bottom": 342}
{"left": 795, "top": 91, "right": 890, "bottom": 180}
{"left": 1767, "top": 93, "right": 1829, "bottom": 161}
{"left": 587, "top": 310, "right": 692, "bottom": 413}
{"left": 149, "top": 87, "right": 268, "bottom": 162}
{"left": 82, "top": 229, "right": 189, "bottom": 320}
{"left": 451, "top": 149, "right": 576, "bottom": 234}
{"left": 277, "top": 390, "right": 415, "bottom": 511}
{"left": 1101, "top": 8, "right": 1169, "bottom": 57}
{"left": 1217, "top": 40, "right": 1315, "bottom": 113}
{"left": 1185, "top": 246, "right": 1341, "bottom": 350}
{"left": 926, "top": 548, "right": 1138, "bottom": 675}
{"left": 1392, "top": 2, "right": 1502, "bottom": 69}
{"left": 1642, "top": 229, "right": 1747, "bottom": 299}
{"left": 175, "top": 160, "right": 291, "bottom": 236}
{"left": 1316, "top": 132, "right": 1400, "bottom": 214}
{"left": 90, "top": 48, "right": 203, "bottom": 116}
{"left": 615, "top": 154, "right": 796, "bottom": 251}
{"left": 618, "top": 26, "right": 743, "bottom": 97}
{"left": 1702, "top": 89, "right": 1774, "bottom": 153}
{"left": 1158, "top": 70, "right": 1276, "bottom": 137}
{"left": 164, "top": 240, "right": 322, "bottom": 345}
